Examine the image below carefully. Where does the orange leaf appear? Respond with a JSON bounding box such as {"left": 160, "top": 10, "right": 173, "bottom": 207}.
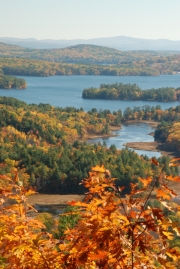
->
{"left": 138, "top": 177, "right": 152, "bottom": 187}
{"left": 130, "top": 210, "right": 136, "bottom": 219}
{"left": 14, "top": 172, "right": 19, "bottom": 183}
{"left": 169, "top": 158, "right": 180, "bottom": 167}
{"left": 169, "top": 158, "right": 180, "bottom": 163}
{"left": 0, "top": 175, "right": 13, "bottom": 182}
{"left": 169, "top": 163, "right": 180, "bottom": 167}
{"left": 166, "top": 175, "right": 180, "bottom": 182}
{"left": 88, "top": 250, "right": 108, "bottom": 260}
{"left": 27, "top": 203, "right": 38, "bottom": 212}
{"left": 19, "top": 203, "right": 25, "bottom": 216}
{"left": 59, "top": 244, "right": 66, "bottom": 251}
{"left": 25, "top": 189, "right": 38, "bottom": 196}
{"left": 67, "top": 201, "right": 87, "bottom": 207}
{"left": 67, "top": 200, "right": 77, "bottom": 206}
{"left": 156, "top": 189, "right": 171, "bottom": 200}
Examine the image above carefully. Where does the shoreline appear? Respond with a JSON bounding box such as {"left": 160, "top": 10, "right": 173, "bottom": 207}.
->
{"left": 81, "top": 125, "right": 121, "bottom": 141}
{"left": 85, "top": 121, "right": 159, "bottom": 141}
{"left": 83, "top": 121, "right": 177, "bottom": 158}
{"left": 123, "top": 120, "right": 159, "bottom": 128}
{"left": 124, "top": 141, "right": 176, "bottom": 158}
{"left": 84, "top": 121, "right": 159, "bottom": 141}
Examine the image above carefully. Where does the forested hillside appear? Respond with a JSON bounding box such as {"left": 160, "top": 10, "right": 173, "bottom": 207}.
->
{"left": 122, "top": 104, "right": 180, "bottom": 122}
{"left": 0, "top": 42, "right": 180, "bottom": 76}
{"left": 155, "top": 120, "right": 180, "bottom": 153}
{"left": 2, "top": 57, "right": 156, "bottom": 77}
{"left": 0, "top": 57, "right": 165, "bottom": 77}
{"left": 0, "top": 97, "right": 179, "bottom": 195}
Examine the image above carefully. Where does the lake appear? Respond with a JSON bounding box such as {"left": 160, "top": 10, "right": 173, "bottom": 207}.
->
{"left": 0, "top": 74, "right": 179, "bottom": 157}
{"left": 0, "top": 74, "right": 179, "bottom": 112}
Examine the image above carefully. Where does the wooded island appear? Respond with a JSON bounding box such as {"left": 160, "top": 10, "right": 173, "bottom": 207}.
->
{"left": 82, "top": 82, "right": 180, "bottom": 102}
{"left": 0, "top": 74, "right": 26, "bottom": 89}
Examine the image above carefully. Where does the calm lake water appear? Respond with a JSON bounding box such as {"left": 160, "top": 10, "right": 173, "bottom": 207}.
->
{"left": 0, "top": 74, "right": 179, "bottom": 112}
{"left": 0, "top": 74, "right": 179, "bottom": 157}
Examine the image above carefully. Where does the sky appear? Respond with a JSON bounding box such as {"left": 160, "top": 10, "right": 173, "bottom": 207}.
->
{"left": 1, "top": 0, "right": 180, "bottom": 41}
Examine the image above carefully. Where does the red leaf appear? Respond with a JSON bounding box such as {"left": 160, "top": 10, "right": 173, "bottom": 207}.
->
{"left": 67, "top": 200, "right": 77, "bottom": 206}
{"left": 139, "top": 240, "right": 147, "bottom": 254}
{"left": 151, "top": 158, "right": 159, "bottom": 166}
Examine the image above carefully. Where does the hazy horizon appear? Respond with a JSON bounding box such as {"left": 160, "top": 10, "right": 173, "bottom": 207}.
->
{"left": 1, "top": 35, "right": 180, "bottom": 42}
{"left": 1, "top": 0, "right": 180, "bottom": 41}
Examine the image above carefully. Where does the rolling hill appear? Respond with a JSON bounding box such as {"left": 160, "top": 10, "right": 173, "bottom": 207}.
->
{"left": 0, "top": 42, "right": 180, "bottom": 66}
{"left": 0, "top": 36, "right": 180, "bottom": 50}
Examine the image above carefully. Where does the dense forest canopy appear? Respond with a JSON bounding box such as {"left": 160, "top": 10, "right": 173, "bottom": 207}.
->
{"left": 0, "top": 97, "right": 179, "bottom": 195}
{"left": 82, "top": 82, "right": 180, "bottom": 102}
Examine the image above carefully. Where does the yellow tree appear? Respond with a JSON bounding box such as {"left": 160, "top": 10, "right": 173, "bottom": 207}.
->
{"left": 0, "top": 173, "right": 62, "bottom": 269}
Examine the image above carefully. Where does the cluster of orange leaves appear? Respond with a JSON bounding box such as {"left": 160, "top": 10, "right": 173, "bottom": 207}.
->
{"left": 0, "top": 172, "right": 62, "bottom": 269}
{"left": 0, "top": 158, "right": 180, "bottom": 268}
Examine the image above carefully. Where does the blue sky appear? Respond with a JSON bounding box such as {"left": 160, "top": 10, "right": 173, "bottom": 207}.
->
{"left": 1, "top": 0, "right": 180, "bottom": 40}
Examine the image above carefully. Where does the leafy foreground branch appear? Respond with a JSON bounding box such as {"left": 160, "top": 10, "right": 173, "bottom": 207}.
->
{"left": 60, "top": 159, "right": 180, "bottom": 269}
{"left": 0, "top": 159, "right": 180, "bottom": 268}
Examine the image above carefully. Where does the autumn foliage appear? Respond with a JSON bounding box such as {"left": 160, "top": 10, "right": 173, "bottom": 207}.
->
{"left": 0, "top": 44, "right": 180, "bottom": 76}
{"left": 0, "top": 158, "right": 180, "bottom": 268}
{"left": 0, "top": 173, "right": 62, "bottom": 269}
{"left": 59, "top": 160, "right": 180, "bottom": 268}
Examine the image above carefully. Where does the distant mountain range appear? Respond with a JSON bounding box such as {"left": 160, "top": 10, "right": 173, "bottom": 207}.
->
{"left": 0, "top": 36, "right": 180, "bottom": 51}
